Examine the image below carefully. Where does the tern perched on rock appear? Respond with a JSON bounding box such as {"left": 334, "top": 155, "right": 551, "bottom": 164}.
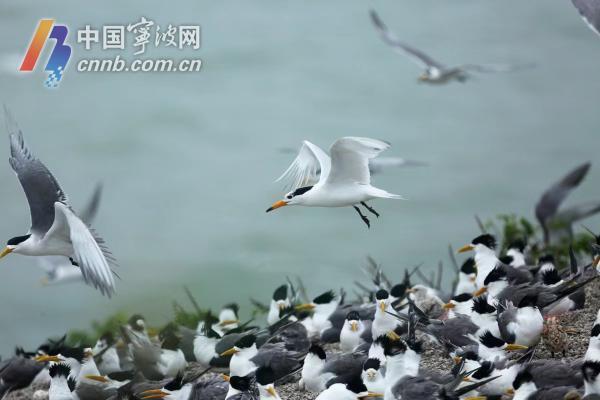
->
{"left": 0, "top": 108, "right": 117, "bottom": 296}
{"left": 370, "top": 10, "right": 531, "bottom": 84}
{"left": 267, "top": 137, "right": 404, "bottom": 228}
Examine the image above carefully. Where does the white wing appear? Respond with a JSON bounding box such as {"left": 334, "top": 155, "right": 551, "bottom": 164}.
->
{"left": 327, "top": 137, "right": 390, "bottom": 185}
{"left": 51, "top": 202, "right": 116, "bottom": 297}
{"left": 275, "top": 140, "right": 331, "bottom": 190}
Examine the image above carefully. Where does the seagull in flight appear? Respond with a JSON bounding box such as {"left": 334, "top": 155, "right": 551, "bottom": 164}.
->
{"left": 370, "top": 10, "right": 532, "bottom": 84}
{"left": 266, "top": 137, "right": 404, "bottom": 228}
{"left": 0, "top": 107, "right": 117, "bottom": 296}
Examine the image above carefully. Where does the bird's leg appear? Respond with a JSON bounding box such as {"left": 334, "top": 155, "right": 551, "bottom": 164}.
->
{"left": 360, "top": 202, "right": 380, "bottom": 218}
{"left": 353, "top": 206, "right": 370, "bottom": 228}
{"left": 69, "top": 257, "right": 79, "bottom": 267}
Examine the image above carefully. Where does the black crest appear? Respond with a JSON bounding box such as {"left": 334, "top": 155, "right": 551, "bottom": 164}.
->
{"left": 390, "top": 283, "right": 407, "bottom": 298}
{"left": 235, "top": 334, "right": 256, "bottom": 349}
{"left": 346, "top": 311, "right": 360, "bottom": 321}
{"left": 384, "top": 339, "right": 407, "bottom": 356}
{"left": 375, "top": 289, "right": 389, "bottom": 300}
{"left": 346, "top": 378, "right": 368, "bottom": 394}
{"left": 128, "top": 314, "right": 145, "bottom": 331}
{"left": 308, "top": 344, "right": 326, "bottom": 360}
{"left": 223, "top": 303, "right": 240, "bottom": 315}
{"left": 591, "top": 324, "right": 600, "bottom": 337}
{"left": 49, "top": 363, "right": 71, "bottom": 379}
{"left": 479, "top": 331, "right": 506, "bottom": 348}
{"left": 313, "top": 291, "right": 336, "bottom": 305}
{"left": 255, "top": 366, "right": 275, "bottom": 385}
{"left": 67, "top": 377, "right": 76, "bottom": 392}
{"left": 472, "top": 296, "right": 495, "bottom": 314}
{"left": 61, "top": 347, "right": 85, "bottom": 362}
{"left": 471, "top": 361, "right": 494, "bottom": 379}
{"left": 541, "top": 268, "right": 561, "bottom": 286}
{"left": 272, "top": 285, "right": 287, "bottom": 301}
{"left": 460, "top": 350, "right": 479, "bottom": 361}
{"left": 508, "top": 239, "right": 526, "bottom": 252}
{"left": 518, "top": 294, "right": 538, "bottom": 308}
{"left": 100, "top": 332, "right": 115, "bottom": 346}
{"left": 291, "top": 186, "right": 314, "bottom": 197}
{"left": 460, "top": 258, "right": 476, "bottom": 275}
{"left": 452, "top": 293, "right": 472, "bottom": 303}
{"left": 406, "top": 340, "right": 423, "bottom": 354}
{"left": 7, "top": 234, "right": 31, "bottom": 246}
{"left": 499, "top": 255, "right": 514, "bottom": 265}
{"left": 472, "top": 234, "right": 497, "bottom": 249}
{"left": 483, "top": 266, "right": 507, "bottom": 286}
{"left": 512, "top": 369, "right": 533, "bottom": 390}
{"left": 582, "top": 360, "right": 600, "bottom": 382}
{"left": 229, "top": 375, "right": 252, "bottom": 392}
{"left": 363, "top": 358, "right": 381, "bottom": 371}
{"left": 538, "top": 254, "right": 555, "bottom": 265}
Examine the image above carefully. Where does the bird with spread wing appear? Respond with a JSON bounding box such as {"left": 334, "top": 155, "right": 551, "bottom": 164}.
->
{"left": 266, "top": 137, "right": 404, "bottom": 228}
{"left": 0, "top": 107, "right": 117, "bottom": 297}
{"left": 370, "top": 10, "right": 533, "bottom": 84}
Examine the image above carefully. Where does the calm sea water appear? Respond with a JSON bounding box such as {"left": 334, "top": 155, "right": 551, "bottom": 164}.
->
{"left": 0, "top": 0, "right": 599, "bottom": 355}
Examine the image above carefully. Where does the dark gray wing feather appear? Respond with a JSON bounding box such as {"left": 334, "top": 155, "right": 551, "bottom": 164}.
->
{"left": 572, "top": 0, "right": 600, "bottom": 35}
{"left": 535, "top": 163, "right": 590, "bottom": 226}
{"left": 5, "top": 107, "right": 69, "bottom": 236}
{"left": 369, "top": 10, "right": 444, "bottom": 69}
{"left": 79, "top": 183, "right": 102, "bottom": 225}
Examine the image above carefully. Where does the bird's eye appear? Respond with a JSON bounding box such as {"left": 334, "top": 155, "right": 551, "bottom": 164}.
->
{"left": 286, "top": 195, "right": 292, "bottom": 200}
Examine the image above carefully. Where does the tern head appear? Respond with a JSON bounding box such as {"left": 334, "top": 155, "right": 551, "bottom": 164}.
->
{"left": 583, "top": 361, "right": 600, "bottom": 389}
{"left": 220, "top": 334, "right": 257, "bottom": 357}
{"left": 346, "top": 378, "right": 381, "bottom": 399}
{"left": 266, "top": 186, "right": 314, "bottom": 212}
{"left": 362, "top": 358, "right": 382, "bottom": 381}
{"left": 308, "top": 344, "right": 327, "bottom": 360}
{"left": 444, "top": 293, "right": 473, "bottom": 310}
{"left": 470, "top": 360, "right": 495, "bottom": 380}
{"left": 479, "top": 330, "right": 527, "bottom": 352}
{"left": 508, "top": 239, "right": 526, "bottom": 253}
{"left": 255, "top": 367, "right": 279, "bottom": 398}
{"left": 271, "top": 284, "right": 289, "bottom": 311}
{"left": 344, "top": 311, "right": 362, "bottom": 332}
{"left": 296, "top": 290, "right": 336, "bottom": 313}
{"left": 511, "top": 368, "right": 536, "bottom": 396}
{"left": 458, "top": 234, "right": 497, "bottom": 254}
{"left": 93, "top": 332, "right": 114, "bottom": 354}
{"left": 375, "top": 289, "right": 390, "bottom": 313}
{"left": 0, "top": 234, "right": 32, "bottom": 258}
{"left": 128, "top": 314, "right": 147, "bottom": 332}
{"left": 217, "top": 303, "right": 240, "bottom": 329}
{"left": 390, "top": 283, "right": 407, "bottom": 299}
{"left": 460, "top": 258, "right": 477, "bottom": 275}
{"left": 229, "top": 375, "right": 253, "bottom": 393}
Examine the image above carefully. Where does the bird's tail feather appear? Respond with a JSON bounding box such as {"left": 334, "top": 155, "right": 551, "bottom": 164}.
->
{"left": 367, "top": 186, "right": 406, "bottom": 200}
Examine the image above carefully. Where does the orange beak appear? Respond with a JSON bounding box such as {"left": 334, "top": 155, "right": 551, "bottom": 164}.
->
{"left": 266, "top": 200, "right": 287, "bottom": 213}
{"left": 457, "top": 244, "right": 474, "bottom": 253}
